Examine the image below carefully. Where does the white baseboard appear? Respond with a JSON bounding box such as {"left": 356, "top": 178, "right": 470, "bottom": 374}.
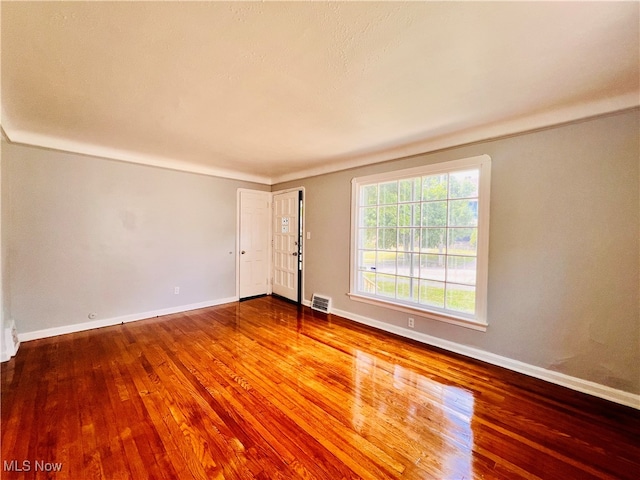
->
{"left": 18, "top": 297, "right": 238, "bottom": 343}
{"left": 1, "top": 319, "right": 20, "bottom": 362}
{"left": 302, "top": 299, "right": 639, "bottom": 410}
{"left": 14, "top": 297, "right": 640, "bottom": 409}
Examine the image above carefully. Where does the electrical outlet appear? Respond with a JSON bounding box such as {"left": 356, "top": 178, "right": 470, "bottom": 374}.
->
{"left": 408, "top": 317, "right": 415, "bottom": 328}
{"left": 174, "top": 287, "right": 180, "bottom": 295}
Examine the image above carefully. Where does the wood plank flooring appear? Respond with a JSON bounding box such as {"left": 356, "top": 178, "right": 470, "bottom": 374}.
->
{"left": 1, "top": 296, "right": 639, "bottom": 479}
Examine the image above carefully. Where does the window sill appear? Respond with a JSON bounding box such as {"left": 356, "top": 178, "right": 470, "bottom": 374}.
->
{"left": 347, "top": 293, "right": 488, "bottom": 332}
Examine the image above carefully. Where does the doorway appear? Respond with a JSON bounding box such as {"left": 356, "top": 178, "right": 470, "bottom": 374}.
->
{"left": 237, "top": 188, "right": 304, "bottom": 303}
{"left": 271, "top": 189, "right": 303, "bottom": 303}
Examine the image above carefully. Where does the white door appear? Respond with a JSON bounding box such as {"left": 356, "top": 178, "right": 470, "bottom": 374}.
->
{"left": 239, "top": 190, "right": 271, "bottom": 299}
{"left": 272, "top": 191, "right": 301, "bottom": 302}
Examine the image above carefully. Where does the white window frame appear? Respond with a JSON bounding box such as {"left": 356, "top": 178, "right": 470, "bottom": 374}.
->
{"left": 349, "top": 154, "right": 491, "bottom": 331}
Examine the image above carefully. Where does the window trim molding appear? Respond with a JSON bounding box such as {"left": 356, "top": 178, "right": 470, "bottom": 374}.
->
{"left": 349, "top": 154, "right": 491, "bottom": 330}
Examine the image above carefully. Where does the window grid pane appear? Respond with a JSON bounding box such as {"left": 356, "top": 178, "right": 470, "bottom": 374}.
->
{"left": 356, "top": 167, "right": 482, "bottom": 317}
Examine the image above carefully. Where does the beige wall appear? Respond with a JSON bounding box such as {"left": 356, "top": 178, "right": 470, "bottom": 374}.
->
{"left": 1, "top": 145, "right": 7, "bottom": 359}
{"left": 1, "top": 142, "right": 268, "bottom": 335}
{"left": 276, "top": 109, "right": 640, "bottom": 394}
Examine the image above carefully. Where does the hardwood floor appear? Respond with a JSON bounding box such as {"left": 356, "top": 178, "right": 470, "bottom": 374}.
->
{"left": 2, "top": 296, "right": 639, "bottom": 479}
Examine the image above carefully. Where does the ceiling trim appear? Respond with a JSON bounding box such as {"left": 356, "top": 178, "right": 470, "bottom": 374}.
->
{"left": 271, "top": 92, "right": 640, "bottom": 185}
{"left": 1, "top": 121, "right": 272, "bottom": 185}
{"left": 3, "top": 91, "right": 638, "bottom": 187}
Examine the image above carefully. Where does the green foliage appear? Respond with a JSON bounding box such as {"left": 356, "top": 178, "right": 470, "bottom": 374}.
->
{"left": 358, "top": 169, "right": 479, "bottom": 314}
{"left": 470, "top": 228, "right": 477, "bottom": 248}
{"left": 379, "top": 182, "right": 398, "bottom": 204}
{"left": 371, "top": 274, "right": 475, "bottom": 313}
{"left": 360, "top": 171, "right": 478, "bottom": 251}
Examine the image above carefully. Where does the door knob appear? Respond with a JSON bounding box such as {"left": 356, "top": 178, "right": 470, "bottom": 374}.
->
{"left": 292, "top": 252, "right": 298, "bottom": 256}
{"left": 241, "top": 251, "right": 246, "bottom": 254}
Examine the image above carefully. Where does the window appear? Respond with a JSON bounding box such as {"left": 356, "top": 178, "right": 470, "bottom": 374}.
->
{"left": 349, "top": 155, "right": 491, "bottom": 330}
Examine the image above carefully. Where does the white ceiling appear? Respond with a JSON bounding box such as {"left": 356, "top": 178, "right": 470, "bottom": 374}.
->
{"left": 2, "top": 2, "right": 638, "bottom": 185}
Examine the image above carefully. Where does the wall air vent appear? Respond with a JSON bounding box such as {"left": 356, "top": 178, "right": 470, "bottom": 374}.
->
{"left": 310, "top": 294, "right": 331, "bottom": 314}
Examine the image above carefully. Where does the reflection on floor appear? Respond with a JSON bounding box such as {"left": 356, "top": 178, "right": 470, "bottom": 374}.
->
{"left": 1, "top": 295, "right": 638, "bottom": 479}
